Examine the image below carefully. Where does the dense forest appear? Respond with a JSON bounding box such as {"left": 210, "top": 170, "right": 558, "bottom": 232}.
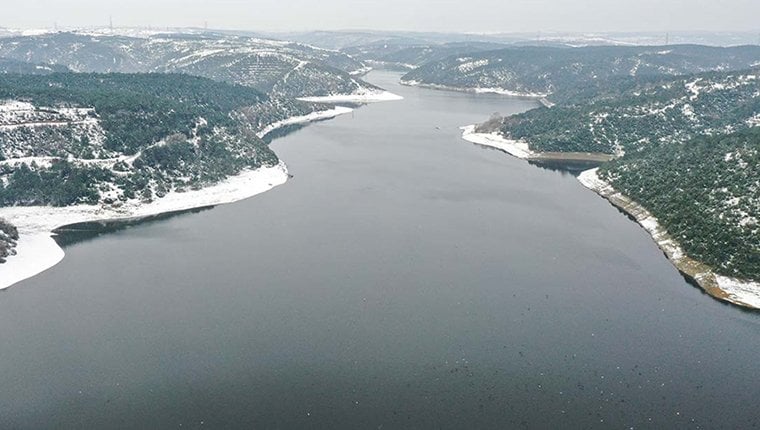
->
{"left": 402, "top": 44, "right": 760, "bottom": 102}
{"left": 0, "top": 32, "right": 376, "bottom": 99}
{"left": 0, "top": 72, "right": 315, "bottom": 207}
{"left": 496, "top": 68, "right": 760, "bottom": 153}
{"left": 599, "top": 129, "right": 760, "bottom": 279}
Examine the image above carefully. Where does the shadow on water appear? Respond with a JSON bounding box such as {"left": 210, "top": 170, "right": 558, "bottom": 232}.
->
{"left": 468, "top": 141, "right": 599, "bottom": 177}
{"left": 527, "top": 158, "right": 606, "bottom": 174}
{"left": 262, "top": 123, "right": 309, "bottom": 144}
{"left": 51, "top": 109, "right": 365, "bottom": 249}
{"left": 261, "top": 109, "right": 360, "bottom": 144}
{"left": 52, "top": 206, "right": 215, "bottom": 248}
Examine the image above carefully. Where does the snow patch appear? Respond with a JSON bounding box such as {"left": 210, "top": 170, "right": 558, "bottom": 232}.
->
{"left": 460, "top": 125, "right": 537, "bottom": 159}
{"left": 297, "top": 90, "right": 403, "bottom": 104}
{"left": 256, "top": 106, "right": 353, "bottom": 138}
{"left": 715, "top": 276, "right": 760, "bottom": 309}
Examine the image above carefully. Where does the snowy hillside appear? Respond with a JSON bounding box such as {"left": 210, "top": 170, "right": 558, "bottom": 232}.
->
{"left": 0, "top": 32, "right": 379, "bottom": 99}
{"left": 403, "top": 45, "right": 760, "bottom": 101}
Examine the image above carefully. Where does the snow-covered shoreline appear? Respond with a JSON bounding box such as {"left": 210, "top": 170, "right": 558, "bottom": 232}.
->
{"left": 460, "top": 124, "right": 539, "bottom": 159}
{"left": 297, "top": 89, "right": 403, "bottom": 104}
{"left": 256, "top": 106, "right": 354, "bottom": 138}
{"left": 401, "top": 80, "right": 548, "bottom": 98}
{"left": 461, "top": 125, "right": 614, "bottom": 165}
{"left": 578, "top": 168, "right": 760, "bottom": 310}
{"left": 0, "top": 103, "right": 362, "bottom": 290}
{"left": 0, "top": 163, "right": 289, "bottom": 290}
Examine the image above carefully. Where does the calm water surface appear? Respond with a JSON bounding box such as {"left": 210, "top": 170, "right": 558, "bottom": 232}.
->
{"left": 1, "top": 71, "right": 758, "bottom": 429}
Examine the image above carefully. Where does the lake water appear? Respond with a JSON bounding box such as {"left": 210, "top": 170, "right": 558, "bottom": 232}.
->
{"left": 1, "top": 71, "right": 758, "bottom": 429}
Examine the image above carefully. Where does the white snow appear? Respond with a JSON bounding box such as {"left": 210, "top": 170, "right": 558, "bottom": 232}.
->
{"left": 401, "top": 81, "right": 548, "bottom": 98}
{"left": 715, "top": 276, "right": 760, "bottom": 309}
{"left": 297, "top": 90, "right": 403, "bottom": 104}
{"left": 0, "top": 101, "right": 35, "bottom": 112}
{"left": 256, "top": 106, "right": 354, "bottom": 138}
{"left": 471, "top": 87, "right": 549, "bottom": 97}
{"left": 460, "top": 125, "right": 537, "bottom": 159}
{"left": 457, "top": 59, "right": 489, "bottom": 73}
{"left": 0, "top": 163, "right": 289, "bottom": 290}
{"left": 685, "top": 79, "right": 702, "bottom": 101}
{"left": 349, "top": 66, "right": 373, "bottom": 76}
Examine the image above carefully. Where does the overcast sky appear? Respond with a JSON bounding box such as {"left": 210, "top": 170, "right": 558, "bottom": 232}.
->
{"left": 4, "top": 0, "right": 760, "bottom": 33}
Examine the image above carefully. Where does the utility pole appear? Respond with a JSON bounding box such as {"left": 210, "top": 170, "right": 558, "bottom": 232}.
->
{"left": 665, "top": 32, "right": 670, "bottom": 46}
{"left": 204, "top": 21, "right": 208, "bottom": 31}
{"left": 109, "top": 15, "right": 113, "bottom": 32}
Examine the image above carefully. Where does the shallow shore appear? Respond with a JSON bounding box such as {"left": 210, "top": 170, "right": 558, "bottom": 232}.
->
{"left": 578, "top": 168, "right": 760, "bottom": 310}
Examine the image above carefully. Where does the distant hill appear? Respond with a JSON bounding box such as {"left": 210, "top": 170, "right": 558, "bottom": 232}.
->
{"left": 497, "top": 68, "right": 760, "bottom": 154}
{"left": 0, "top": 58, "right": 70, "bottom": 74}
{"left": 402, "top": 45, "right": 760, "bottom": 101}
{"left": 342, "top": 42, "right": 508, "bottom": 70}
{"left": 0, "top": 32, "right": 378, "bottom": 99}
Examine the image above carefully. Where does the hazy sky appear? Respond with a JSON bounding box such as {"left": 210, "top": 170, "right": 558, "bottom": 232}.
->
{"left": 4, "top": 0, "right": 760, "bottom": 33}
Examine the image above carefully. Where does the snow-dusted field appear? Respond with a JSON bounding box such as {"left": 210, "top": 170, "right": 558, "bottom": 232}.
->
{"left": 578, "top": 168, "right": 760, "bottom": 310}
{"left": 0, "top": 163, "right": 289, "bottom": 290}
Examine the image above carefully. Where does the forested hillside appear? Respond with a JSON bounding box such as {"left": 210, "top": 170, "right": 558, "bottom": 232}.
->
{"left": 469, "top": 65, "right": 760, "bottom": 281}
{"left": 0, "top": 58, "right": 70, "bottom": 74}
{"left": 599, "top": 129, "right": 760, "bottom": 279}
{"left": 0, "top": 32, "right": 378, "bottom": 98}
{"left": 403, "top": 45, "right": 760, "bottom": 101}
{"left": 342, "top": 42, "right": 507, "bottom": 70}
{"left": 0, "top": 72, "right": 318, "bottom": 207}
{"left": 496, "top": 68, "right": 760, "bottom": 153}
